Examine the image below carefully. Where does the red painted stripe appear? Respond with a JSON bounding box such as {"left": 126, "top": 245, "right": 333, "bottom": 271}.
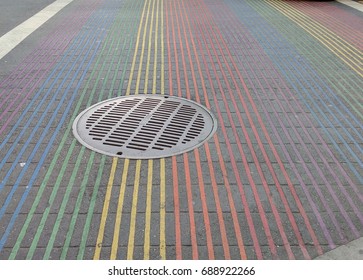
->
{"left": 199, "top": 0, "right": 321, "bottom": 258}
{"left": 205, "top": 143, "right": 234, "bottom": 259}
{"left": 172, "top": 157, "right": 182, "bottom": 259}
{"left": 191, "top": 2, "right": 298, "bottom": 258}
{"left": 204, "top": 14, "right": 309, "bottom": 259}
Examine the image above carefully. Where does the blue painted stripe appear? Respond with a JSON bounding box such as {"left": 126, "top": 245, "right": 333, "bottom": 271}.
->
{"left": 0, "top": 40, "right": 101, "bottom": 249}
{"left": 0, "top": 36, "right": 100, "bottom": 220}
{"left": 0, "top": 28, "right": 93, "bottom": 190}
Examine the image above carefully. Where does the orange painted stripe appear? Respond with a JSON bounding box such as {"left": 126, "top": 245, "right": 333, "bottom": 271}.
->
{"left": 165, "top": 0, "right": 182, "bottom": 259}
{"left": 172, "top": 0, "right": 199, "bottom": 259}
{"left": 215, "top": 24, "right": 314, "bottom": 261}
{"left": 188, "top": 0, "right": 266, "bottom": 259}
{"left": 178, "top": 2, "right": 232, "bottom": 259}
{"left": 193, "top": 149, "right": 215, "bottom": 259}
{"left": 179, "top": 0, "right": 244, "bottom": 259}
{"left": 175, "top": 0, "right": 215, "bottom": 259}
{"left": 194, "top": 8, "right": 292, "bottom": 257}
{"left": 183, "top": 153, "right": 199, "bottom": 260}
{"left": 194, "top": 4, "right": 292, "bottom": 258}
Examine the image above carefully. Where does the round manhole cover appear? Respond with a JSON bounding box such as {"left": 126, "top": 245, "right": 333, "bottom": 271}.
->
{"left": 72, "top": 95, "right": 217, "bottom": 159}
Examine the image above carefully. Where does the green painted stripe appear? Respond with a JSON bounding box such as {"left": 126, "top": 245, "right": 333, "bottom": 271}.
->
{"left": 26, "top": 140, "right": 78, "bottom": 259}
{"left": 25, "top": 26, "right": 114, "bottom": 260}
{"left": 61, "top": 1, "right": 142, "bottom": 259}
{"left": 46, "top": 23, "right": 125, "bottom": 261}
{"left": 42, "top": 141, "right": 86, "bottom": 259}
{"left": 60, "top": 150, "right": 95, "bottom": 259}
{"left": 76, "top": 156, "right": 106, "bottom": 259}
{"left": 45, "top": 1, "right": 143, "bottom": 259}
{"left": 75, "top": 1, "right": 144, "bottom": 260}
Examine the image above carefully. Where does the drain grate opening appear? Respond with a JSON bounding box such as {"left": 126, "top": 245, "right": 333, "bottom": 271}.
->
{"left": 72, "top": 94, "right": 217, "bottom": 159}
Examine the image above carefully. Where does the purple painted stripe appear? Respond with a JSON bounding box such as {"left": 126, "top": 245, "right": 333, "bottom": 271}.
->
{"left": 0, "top": 1, "right": 92, "bottom": 91}
{"left": 0, "top": 21, "right": 70, "bottom": 93}
{"left": 0, "top": 0, "right": 100, "bottom": 91}
{"left": 0, "top": 0, "right": 101, "bottom": 132}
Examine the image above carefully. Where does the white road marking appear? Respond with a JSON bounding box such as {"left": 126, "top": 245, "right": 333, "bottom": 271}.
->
{"left": 337, "top": 0, "right": 363, "bottom": 12}
{"left": 0, "top": 0, "right": 74, "bottom": 60}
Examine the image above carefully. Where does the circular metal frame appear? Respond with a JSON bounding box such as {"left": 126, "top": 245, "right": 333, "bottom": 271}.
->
{"left": 72, "top": 94, "right": 217, "bottom": 159}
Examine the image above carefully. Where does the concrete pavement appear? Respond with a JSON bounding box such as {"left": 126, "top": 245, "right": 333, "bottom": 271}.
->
{"left": 314, "top": 237, "right": 363, "bottom": 260}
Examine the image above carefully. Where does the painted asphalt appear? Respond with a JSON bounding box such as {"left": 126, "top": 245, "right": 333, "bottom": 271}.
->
{"left": 0, "top": 0, "right": 362, "bottom": 260}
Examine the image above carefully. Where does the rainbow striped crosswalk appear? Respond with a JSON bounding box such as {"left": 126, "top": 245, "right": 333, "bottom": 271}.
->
{"left": 0, "top": 0, "right": 362, "bottom": 260}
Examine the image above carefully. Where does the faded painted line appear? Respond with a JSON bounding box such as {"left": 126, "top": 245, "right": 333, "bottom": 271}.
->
{"left": 0, "top": 0, "right": 74, "bottom": 60}
{"left": 337, "top": 0, "right": 363, "bottom": 12}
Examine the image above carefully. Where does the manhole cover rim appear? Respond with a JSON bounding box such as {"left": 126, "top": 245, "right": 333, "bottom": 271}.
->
{"left": 72, "top": 94, "right": 217, "bottom": 159}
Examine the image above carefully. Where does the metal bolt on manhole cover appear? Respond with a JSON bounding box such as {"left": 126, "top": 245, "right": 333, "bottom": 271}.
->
{"left": 72, "top": 95, "right": 217, "bottom": 159}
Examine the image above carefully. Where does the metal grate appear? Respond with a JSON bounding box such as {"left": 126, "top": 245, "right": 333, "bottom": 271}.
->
{"left": 72, "top": 95, "right": 217, "bottom": 159}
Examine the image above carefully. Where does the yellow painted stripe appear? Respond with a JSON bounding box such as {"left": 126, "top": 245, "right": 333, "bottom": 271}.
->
{"left": 110, "top": 159, "right": 129, "bottom": 259}
{"left": 126, "top": 0, "right": 150, "bottom": 96}
{"left": 93, "top": 157, "right": 118, "bottom": 259}
{"left": 153, "top": 0, "right": 159, "bottom": 94}
{"left": 127, "top": 160, "right": 142, "bottom": 259}
{"left": 94, "top": 0, "right": 150, "bottom": 260}
{"left": 144, "top": 0, "right": 156, "bottom": 94}
{"left": 144, "top": 160, "right": 154, "bottom": 259}
{"left": 135, "top": 0, "right": 152, "bottom": 94}
{"left": 141, "top": 0, "right": 155, "bottom": 259}
{"left": 94, "top": 0, "right": 167, "bottom": 260}
{"left": 266, "top": 0, "right": 363, "bottom": 77}
{"left": 144, "top": 0, "right": 160, "bottom": 260}
{"left": 125, "top": 0, "right": 150, "bottom": 255}
{"left": 161, "top": 0, "right": 165, "bottom": 96}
